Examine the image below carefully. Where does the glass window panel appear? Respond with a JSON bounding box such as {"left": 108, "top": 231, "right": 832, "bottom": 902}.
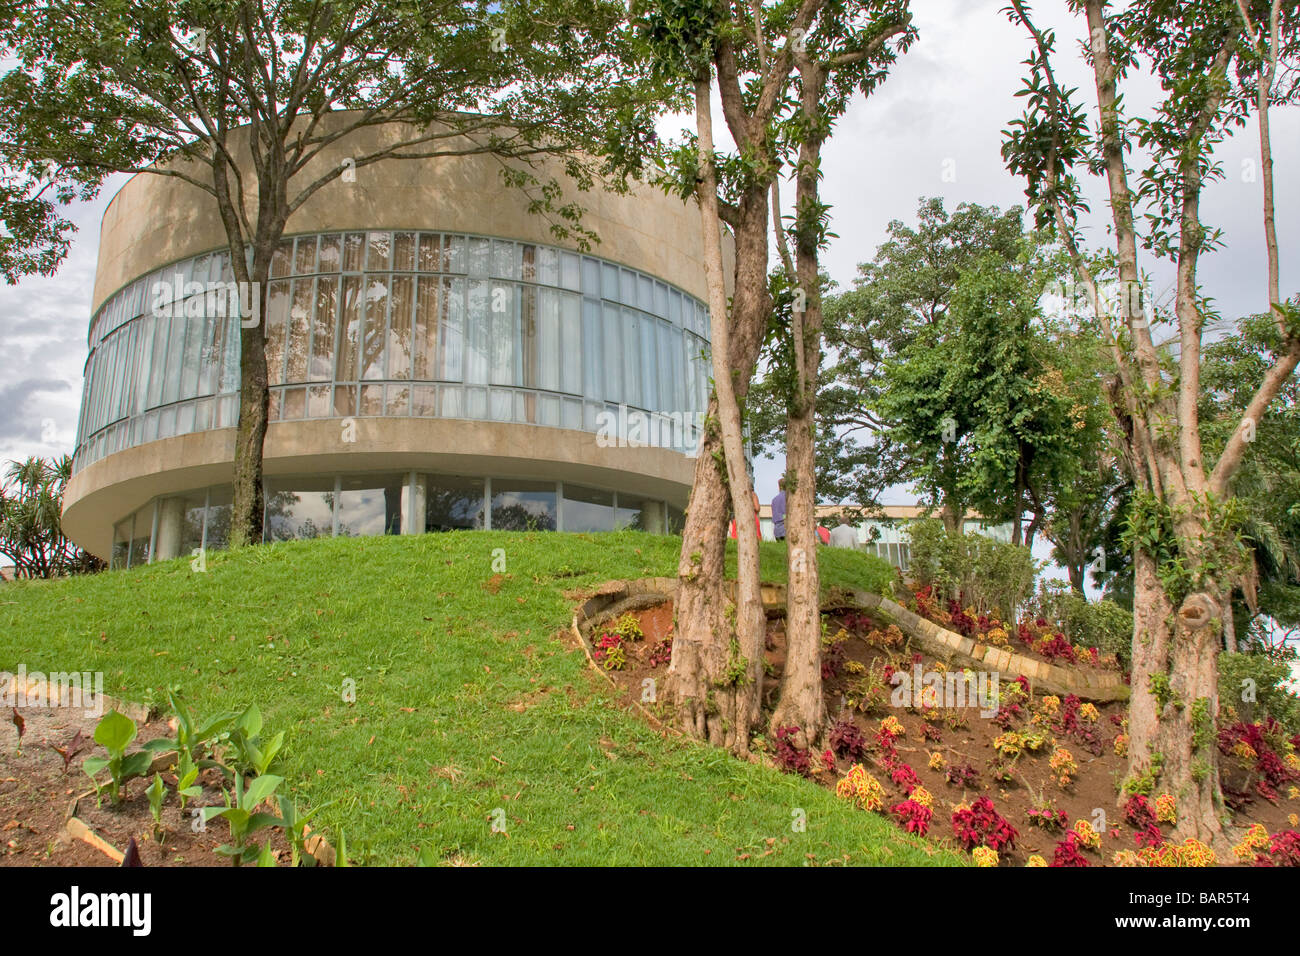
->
{"left": 317, "top": 234, "right": 342, "bottom": 272}
{"left": 307, "top": 384, "right": 331, "bottom": 418}
{"left": 412, "top": 384, "right": 437, "bottom": 416}
{"left": 520, "top": 244, "right": 536, "bottom": 281}
{"left": 387, "top": 275, "right": 414, "bottom": 380}
{"left": 562, "top": 484, "right": 615, "bottom": 532}
{"left": 465, "top": 385, "right": 487, "bottom": 419}
{"left": 602, "top": 304, "right": 621, "bottom": 404}
{"left": 535, "top": 288, "right": 560, "bottom": 392}
{"left": 446, "top": 235, "right": 466, "bottom": 273}
{"left": 490, "top": 480, "right": 556, "bottom": 531}
{"left": 128, "top": 506, "right": 153, "bottom": 567}
{"left": 161, "top": 315, "right": 186, "bottom": 404}
{"left": 520, "top": 285, "right": 537, "bottom": 389}
{"left": 294, "top": 236, "right": 317, "bottom": 276}
{"left": 343, "top": 232, "right": 365, "bottom": 271}
{"left": 490, "top": 388, "right": 513, "bottom": 421}
{"left": 179, "top": 312, "right": 204, "bottom": 400}
{"left": 638, "top": 274, "right": 653, "bottom": 312}
{"left": 179, "top": 493, "right": 206, "bottom": 557}
{"left": 654, "top": 281, "right": 668, "bottom": 318}
{"left": 440, "top": 384, "right": 462, "bottom": 418}
{"left": 265, "top": 477, "right": 335, "bottom": 541}
{"left": 424, "top": 475, "right": 485, "bottom": 531}
{"left": 385, "top": 384, "right": 410, "bottom": 416}
{"left": 581, "top": 257, "right": 600, "bottom": 295}
{"left": 562, "top": 397, "right": 582, "bottom": 430}
{"left": 360, "top": 384, "right": 384, "bottom": 415}
{"left": 667, "top": 504, "right": 685, "bottom": 534}
{"left": 337, "top": 475, "right": 404, "bottom": 536}
{"left": 220, "top": 316, "right": 240, "bottom": 393}
{"left": 658, "top": 321, "right": 676, "bottom": 414}
{"left": 337, "top": 276, "right": 364, "bottom": 381}
{"left": 620, "top": 269, "right": 636, "bottom": 305}
{"left": 560, "top": 252, "right": 580, "bottom": 291}
{"left": 333, "top": 385, "right": 357, "bottom": 417}
{"left": 282, "top": 386, "right": 306, "bottom": 420}
{"left": 537, "top": 247, "right": 559, "bottom": 287}
{"left": 615, "top": 494, "right": 651, "bottom": 531}
{"left": 393, "top": 232, "right": 416, "bottom": 272}
{"left": 198, "top": 311, "right": 222, "bottom": 396}
{"left": 310, "top": 276, "right": 339, "bottom": 381}
{"left": 441, "top": 278, "right": 464, "bottom": 381}
{"left": 464, "top": 280, "right": 489, "bottom": 384}
{"left": 366, "top": 231, "right": 391, "bottom": 271}
{"left": 285, "top": 278, "right": 313, "bottom": 382}
{"left": 413, "top": 277, "right": 439, "bottom": 380}
{"left": 538, "top": 393, "right": 559, "bottom": 426}
{"left": 417, "top": 233, "right": 440, "bottom": 272}
{"left": 271, "top": 240, "right": 292, "bottom": 278}
{"left": 467, "top": 237, "right": 490, "bottom": 277}
{"left": 492, "top": 240, "right": 516, "bottom": 279}
{"left": 193, "top": 397, "right": 211, "bottom": 432}
{"left": 639, "top": 317, "right": 658, "bottom": 410}
{"left": 176, "top": 401, "right": 196, "bottom": 435}
{"left": 582, "top": 298, "right": 603, "bottom": 400}
{"left": 204, "top": 486, "right": 232, "bottom": 551}
{"left": 158, "top": 405, "right": 177, "bottom": 439}
{"left": 622, "top": 307, "right": 641, "bottom": 407}
{"left": 560, "top": 292, "right": 581, "bottom": 395}
{"left": 601, "top": 262, "right": 619, "bottom": 300}
{"left": 264, "top": 280, "right": 290, "bottom": 387}
{"left": 489, "top": 282, "right": 516, "bottom": 385}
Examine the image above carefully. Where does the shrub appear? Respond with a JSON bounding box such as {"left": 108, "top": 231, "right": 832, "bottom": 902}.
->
{"left": 892, "top": 799, "right": 932, "bottom": 836}
{"left": 835, "top": 764, "right": 886, "bottom": 811}
{"left": 1218, "top": 651, "right": 1300, "bottom": 733}
{"left": 905, "top": 518, "right": 1040, "bottom": 620}
{"left": 1039, "top": 587, "right": 1134, "bottom": 667}
{"left": 647, "top": 639, "right": 673, "bottom": 668}
{"left": 1258, "top": 830, "right": 1300, "bottom": 867}
{"left": 1050, "top": 833, "right": 1090, "bottom": 867}
{"left": 951, "top": 797, "right": 1018, "bottom": 852}
{"left": 828, "top": 718, "right": 869, "bottom": 762}
{"left": 773, "top": 726, "right": 812, "bottom": 777}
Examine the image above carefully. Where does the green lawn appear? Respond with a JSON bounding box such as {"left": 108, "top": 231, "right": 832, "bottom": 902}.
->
{"left": 0, "top": 531, "right": 963, "bottom": 866}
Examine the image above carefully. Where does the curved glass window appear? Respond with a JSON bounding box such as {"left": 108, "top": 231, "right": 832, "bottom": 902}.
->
{"left": 75, "top": 232, "right": 712, "bottom": 471}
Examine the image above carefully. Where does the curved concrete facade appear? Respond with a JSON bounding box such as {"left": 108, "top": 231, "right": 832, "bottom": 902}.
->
{"left": 65, "top": 115, "right": 730, "bottom": 563}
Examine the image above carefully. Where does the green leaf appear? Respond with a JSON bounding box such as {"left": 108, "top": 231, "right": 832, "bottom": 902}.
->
{"left": 92, "top": 710, "right": 136, "bottom": 755}
{"left": 257, "top": 842, "right": 277, "bottom": 867}
{"left": 121, "top": 750, "right": 153, "bottom": 780}
{"left": 242, "top": 774, "right": 283, "bottom": 809}
{"left": 82, "top": 756, "right": 109, "bottom": 778}
{"left": 235, "top": 704, "right": 262, "bottom": 739}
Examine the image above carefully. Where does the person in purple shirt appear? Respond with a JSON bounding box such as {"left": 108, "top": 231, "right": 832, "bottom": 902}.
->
{"left": 771, "top": 478, "right": 787, "bottom": 541}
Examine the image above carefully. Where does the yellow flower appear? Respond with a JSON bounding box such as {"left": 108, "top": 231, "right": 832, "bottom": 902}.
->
{"left": 1040, "top": 695, "right": 1060, "bottom": 717}
{"left": 928, "top": 751, "right": 946, "bottom": 771}
{"left": 911, "top": 786, "right": 933, "bottom": 809}
{"left": 1050, "top": 747, "right": 1077, "bottom": 788}
{"left": 1113, "top": 733, "right": 1129, "bottom": 757}
{"left": 1078, "top": 703, "right": 1099, "bottom": 723}
{"left": 972, "top": 846, "right": 998, "bottom": 868}
{"left": 880, "top": 716, "right": 905, "bottom": 738}
{"left": 1026, "top": 855, "right": 1047, "bottom": 867}
{"left": 1289, "top": 813, "right": 1298, "bottom": 828}
{"left": 1112, "top": 850, "right": 1145, "bottom": 867}
{"left": 1232, "top": 740, "right": 1258, "bottom": 761}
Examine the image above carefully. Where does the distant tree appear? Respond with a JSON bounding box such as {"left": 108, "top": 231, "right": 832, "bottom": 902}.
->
{"left": 0, "top": 456, "right": 103, "bottom": 577}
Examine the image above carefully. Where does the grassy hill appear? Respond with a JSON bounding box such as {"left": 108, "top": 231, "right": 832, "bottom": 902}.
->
{"left": 0, "top": 531, "right": 963, "bottom": 866}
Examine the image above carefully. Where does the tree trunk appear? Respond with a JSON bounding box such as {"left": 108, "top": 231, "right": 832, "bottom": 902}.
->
{"left": 665, "top": 77, "right": 767, "bottom": 757}
{"left": 1127, "top": 548, "right": 1228, "bottom": 851}
{"left": 228, "top": 247, "right": 272, "bottom": 549}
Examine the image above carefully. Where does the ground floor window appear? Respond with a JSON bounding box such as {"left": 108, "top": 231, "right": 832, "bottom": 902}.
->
{"left": 107, "top": 472, "right": 682, "bottom": 568}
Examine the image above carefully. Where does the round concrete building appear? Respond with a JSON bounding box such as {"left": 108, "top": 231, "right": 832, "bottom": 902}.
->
{"left": 62, "top": 119, "right": 725, "bottom": 568}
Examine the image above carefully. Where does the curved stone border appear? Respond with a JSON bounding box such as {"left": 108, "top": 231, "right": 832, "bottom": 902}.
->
{"left": 836, "top": 590, "right": 1129, "bottom": 703}
{"left": 571, "top": 580, "right": 1128, "bottom": 704}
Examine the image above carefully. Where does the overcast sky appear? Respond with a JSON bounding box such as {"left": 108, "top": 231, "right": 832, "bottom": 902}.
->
{"left": 1, "top": 0, "right": 1295, "bottom": 517}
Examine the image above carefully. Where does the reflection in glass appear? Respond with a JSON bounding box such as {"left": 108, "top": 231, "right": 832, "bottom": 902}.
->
{"left": 337, "top": 476, "right": 403, "bottom": 536}
{"left": 562, "top": 485, "right": 615, "bottom": 532}
{"left": 425, "top": 475, "right": 485, "bottom": 531}
{"left": 491, "top": 480, "right": 557, "bottom": 531}
{"left": 264, "top": 478, "right": 335, "bottom": 541}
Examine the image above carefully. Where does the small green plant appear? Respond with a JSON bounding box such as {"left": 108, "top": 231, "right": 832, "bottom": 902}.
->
{"left": 83, "top": 710, "right": 153, "bottom": 805}
{"left": 224, "top": 704, "right": 286, "bottom": 779}
{"left": 146, "top": 772, "right": 166, "bottom": 841}
{"left": 277, "top": 795, "right": 334, "bottom": 868}
{"left": 202, "top": 772, "right": 284, "bottom": 866}
{"left": 609, "top": 613, "right": 644, "bottom": 641}
{"left": 174, "top": 750, "right": 203, "bottom": 810}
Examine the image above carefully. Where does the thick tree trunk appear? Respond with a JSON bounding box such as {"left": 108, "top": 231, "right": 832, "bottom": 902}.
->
{"left": 666, "top": 79, "right": 767, "bottom": 756}
{"left": 228, "top": 247, "right": 272, "bottom": 549}
{"left": 1127, "top": 548, "right": 1228, "bottom": 851}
